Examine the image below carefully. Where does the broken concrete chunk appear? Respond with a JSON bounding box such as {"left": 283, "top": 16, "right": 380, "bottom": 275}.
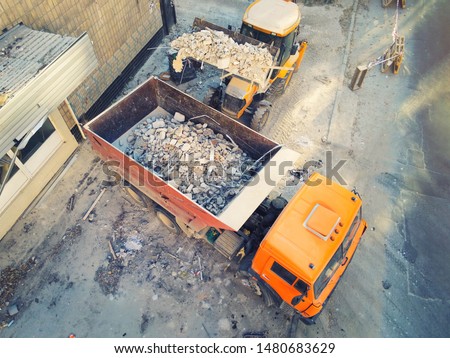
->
{"left": 152, "top": 120, "right": 166, "bottom": 129}
{"left": 181, "top": 143, "right": 191, "bottom": 152}
{"left": 174, "top": 112, "right": 186, "bottom": 122}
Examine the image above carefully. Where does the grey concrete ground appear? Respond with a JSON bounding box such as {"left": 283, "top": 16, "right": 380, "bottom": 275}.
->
{"left": 0, "top": 0, "right": 449, "bottom": 338}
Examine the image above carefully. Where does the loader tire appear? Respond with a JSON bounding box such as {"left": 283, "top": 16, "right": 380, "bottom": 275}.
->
{"left": 203, "top": 86, "right": 222, "bottom": 110}
{"left": 154, "top": 206, "right": 180, "bottom": 235}
{"left": 250, "top": 104, "right": 271, "bottom": 131}
{"left": 265, "top": 77, "right": 287, "bottom": 100}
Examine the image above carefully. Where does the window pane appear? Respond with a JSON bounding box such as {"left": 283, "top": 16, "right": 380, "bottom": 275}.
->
{"left": 294, "top": 279, "right": 308, "bottom": 294}
{"left": 17, "top": 118, "right": 55, "bottom": 163}
{"left": 0, "top": 154, "right": 19, "bottom": 185}
{"left": 271, "top": 261, "right": 296, "bottom": 285}
{"left": 314, "top": 246, "right": 343, "bottom": 299}
{"left": 343, "top": 209, "right": 361, "bottom": 253}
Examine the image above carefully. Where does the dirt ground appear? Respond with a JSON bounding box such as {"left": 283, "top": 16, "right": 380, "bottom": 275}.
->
{"left": 1, "top": 0, "right": 449, "bottom": 338}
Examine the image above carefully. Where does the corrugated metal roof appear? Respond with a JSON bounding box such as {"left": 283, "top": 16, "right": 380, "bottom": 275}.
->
{"left": 0, "top": 25, "right": 98, "bottom": 158}
{"left": 0, "top": 25, "right": 77, "bottom": 106}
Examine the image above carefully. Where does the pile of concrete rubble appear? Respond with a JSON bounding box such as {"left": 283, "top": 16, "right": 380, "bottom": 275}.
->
{"left": 125, "top": 112, "right": 258, "bottom": 215}
{"left": 170, "top": 29, "right": 273, "bottom": 84}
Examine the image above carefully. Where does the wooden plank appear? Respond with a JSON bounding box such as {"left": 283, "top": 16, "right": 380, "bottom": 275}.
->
{"left": 82, "top": 188, "right": 106, "bottom": 220}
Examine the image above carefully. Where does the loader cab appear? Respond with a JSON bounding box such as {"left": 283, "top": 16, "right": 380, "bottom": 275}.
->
{"left": 221, "top": 76, "right": 258, "bottom": 119}
{"left": 241, "top": 0, "right": 301, "bottom": 67}
{"left": 250, "top": 173, "right": 367, "bottom": 323}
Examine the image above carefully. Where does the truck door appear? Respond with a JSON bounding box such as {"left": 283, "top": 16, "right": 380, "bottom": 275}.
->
{"left": 261, "top": 259, "right": 309, "bottom": 309}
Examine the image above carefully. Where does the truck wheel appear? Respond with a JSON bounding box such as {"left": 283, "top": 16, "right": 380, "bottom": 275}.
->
{"left": 250, "top": 104, "right": 271, "bottom": 131}
{"left": 122, "top": 183, "right": 150, "bottom": 208}
{"left": 154, "top": 206, "right": 180, "bottom": 235}
{"left": 203, "top": 86, "right": 222, "bottom": 110}
{"left": 260, "top": 283, "right": 276, "bottom": 307}
{"left": 279, "top": 301, "right": 296, "bottom": 318}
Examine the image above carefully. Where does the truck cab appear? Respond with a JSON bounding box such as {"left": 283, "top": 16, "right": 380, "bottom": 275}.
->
{"left": 250, "top": 173, "right": 367, "bottom": 323}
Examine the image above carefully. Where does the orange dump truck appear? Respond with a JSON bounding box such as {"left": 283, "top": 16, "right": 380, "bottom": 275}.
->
{"left": 84, "top": 77, "right": 367, "bottom": 324}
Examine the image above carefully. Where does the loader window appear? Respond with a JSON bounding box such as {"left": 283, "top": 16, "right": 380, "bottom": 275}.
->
{"left": 223, "top": 94, "right": 246, "bottom": 115}
{"left": 278, "top": 31, "right": 296, "bottom": 66}
{"left": 271, "top": 261, "right": 296, "bottom": 285}
{"left": 241, "top": 24, "right": 282, "bottom": 48}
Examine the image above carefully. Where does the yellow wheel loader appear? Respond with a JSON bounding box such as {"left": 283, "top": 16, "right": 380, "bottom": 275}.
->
{"left": 194, "top": 0, "right": 307, "bottom": 131}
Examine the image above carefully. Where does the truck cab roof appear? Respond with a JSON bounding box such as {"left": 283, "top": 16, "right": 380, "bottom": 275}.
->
{"left": 243, "top": 0, "right": 301, "bottom": 37}
{"left": 258, "top": 173, "right": 362, "bottom": 283}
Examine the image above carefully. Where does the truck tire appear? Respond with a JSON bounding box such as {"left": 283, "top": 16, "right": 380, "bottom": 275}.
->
{"left": 260, "top": 283, "right": 276, "bottom": 307}
{"left": 121, "top": 183, "right": 150, "bottom": 208}
{"left": 279, "top": 301, "right": 296, "bottom": 318}
{"left": 250, "top": 104, "right": 271, "bottom": 131}
{"left": 154, "top": 206, "right": 180, "bottom": 235}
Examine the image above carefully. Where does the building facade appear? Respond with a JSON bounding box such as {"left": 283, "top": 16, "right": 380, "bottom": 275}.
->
{"left": 0, "top": 1, "right": 172, "bottom": 239}
{"left": 1, "top": 0, "right": 166, "bottom": 123}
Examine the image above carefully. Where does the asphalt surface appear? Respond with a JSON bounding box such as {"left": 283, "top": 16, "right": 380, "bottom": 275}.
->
{"left": 381, "top": 0, "right": 450, "bottom": 337}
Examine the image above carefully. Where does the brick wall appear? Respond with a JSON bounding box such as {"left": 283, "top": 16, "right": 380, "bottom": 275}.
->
{"left": 0, "top": 0, "right": 163, "bottom": 117}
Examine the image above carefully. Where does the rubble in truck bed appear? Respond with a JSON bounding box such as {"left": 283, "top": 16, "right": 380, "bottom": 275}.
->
{"left": 170, "top": 29, "right": 273, "bottom": 84}
{"left": 123, "top": 113, "right": 260, "bottom": 215}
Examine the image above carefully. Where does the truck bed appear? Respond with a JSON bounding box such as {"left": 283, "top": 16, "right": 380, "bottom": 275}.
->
{"left": 84, "top": 77, "right": 299, "bottom": 232}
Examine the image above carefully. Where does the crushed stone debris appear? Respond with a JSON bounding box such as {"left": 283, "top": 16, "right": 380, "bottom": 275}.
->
{"left": 171, "top": 29, "right": 273, "bottom": 84}
{"left": 125, "top": 113, "right": 260, "bottom": 215}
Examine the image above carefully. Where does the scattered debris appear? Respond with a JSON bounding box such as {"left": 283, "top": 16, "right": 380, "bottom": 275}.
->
{"left": 198, "top": 256, "right": 203, "bottom": 281}
{"left": 382, "top": 280, "right": 392, "bottom": 290}
{"left": 108, "top": 240, "right": 117, "bottom": 260}
{"left": 66, "top": 194, "right": 76, "bottom": 211}
{"left": 0, "top": 257, "right": 37, "bottom": 310}
{"left": 124, "top": 237, "right": 143, "bottom": 251}
{"left": 94, "top": 260, "right": 123, "bottom": 296}
{"left": 7, "top": 304, "right": 18, "bottom": 316}
{"left": 243, "top": 330, "right": 268, "bottom": 338}
{"left": 82, "top": 188, "right": 107, "bottom": 221}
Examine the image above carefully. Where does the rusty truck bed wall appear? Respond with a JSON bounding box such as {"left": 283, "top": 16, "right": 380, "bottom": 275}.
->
{"left": 88, "top": 77, "right": 275, "bottom": 159}
{"left": 84, "top": 77, "right": 299, "bottom": 232}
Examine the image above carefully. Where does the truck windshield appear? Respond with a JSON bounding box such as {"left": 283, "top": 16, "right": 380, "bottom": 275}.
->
{"left": 314, "top": 209, "right": 362, "bottom": 299}
{"left": 343, "top": 208, "right": 361, "bottom": 253}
